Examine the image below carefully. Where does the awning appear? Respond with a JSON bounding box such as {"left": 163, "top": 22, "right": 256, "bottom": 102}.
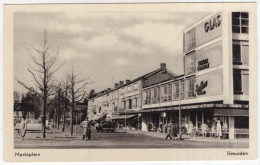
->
{"left": 91, "top": 114, "right": 106, "bottom": 121}
{"left": 111, "top": 114, "right": 137, "bottom": 120}
{"left": 214, "top": 109, "right": 249, "bottom": 116}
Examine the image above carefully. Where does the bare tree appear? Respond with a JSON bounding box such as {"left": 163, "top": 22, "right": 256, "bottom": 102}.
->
{"left": 13, "top": 91, "right": 20, "bottom": 109}
{"left": 17, "top": 29, "right": 61, "bottom": 138}
{"left": 66, "top": 69, "right": 88, "bottom": 136}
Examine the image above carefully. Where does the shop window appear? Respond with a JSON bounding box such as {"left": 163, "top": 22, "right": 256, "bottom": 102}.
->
{"left": 186, "top": 77, "right": 196, "bottom": 98}
{"left": 184, "top": 28, "right": 196, "bottom": 52}
{"left": 185, "top": 52, "right": 196, "bottom": 75}
{"left": 232, "top": 12, "right": 249, "bottom": 34}
{"left": 235, "top": 116, "right": 249, "bottom": 128}
{"left": 233, "top": 41, "right": 249, "bottom": 65}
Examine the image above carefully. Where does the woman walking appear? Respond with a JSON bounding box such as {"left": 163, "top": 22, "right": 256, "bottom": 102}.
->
{"left": 19, "top": 115, "right": 27, "bottom": 141}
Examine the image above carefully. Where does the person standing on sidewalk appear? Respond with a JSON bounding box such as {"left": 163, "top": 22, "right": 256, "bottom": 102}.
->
{"left": 216, "top": 120, "right": 222, "bottom": 140}
{"left": 19, "top": 115, "right": 27, "bottom": 141}
{"left": 165, "top": 121, "right": 172, "bottom": 140}
{"left": 82, "top": 118, "right": 89, "bottom": 140}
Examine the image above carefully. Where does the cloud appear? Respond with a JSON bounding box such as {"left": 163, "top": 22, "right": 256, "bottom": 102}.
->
{"left": 13, "top": 11, "right": 209, "bottom": 93}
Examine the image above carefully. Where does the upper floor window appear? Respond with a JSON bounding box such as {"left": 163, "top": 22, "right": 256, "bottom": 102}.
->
{"left": 185, "top": 52, "right": 196, "bottom": 75}
{"left": 172, "top": 81, "right": 179, "bottom": 100}
{"left": 121, "top": 88, "right": 125, "bottom": 94}
{"left": 233, "top": 69, "right": 249, "bottom": 95}
{"left": 127, "top": 85, "right": 131, "bottom": 92}
{"left": 184, "top": 28, "right": 196, "bottom": 52}
{"left": 186, "top": 77, "right": 196, "bottom": 98}
{"left": 233, "top": 40, "right": 249, "bottom": 65}
{"left": 168, "top": 83, "right": 172, "bottom": 101}
{"left": 134, "top": 83, "right": 138, "bottom": 90}
{"left": 232, "top": 12, "right": 249, "bottom": 34}
{"left": 160, "top": 84, "right": 168, "bottom": 102}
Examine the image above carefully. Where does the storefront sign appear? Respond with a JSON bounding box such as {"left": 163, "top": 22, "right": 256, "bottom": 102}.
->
{"left": 197, "top": 59, "right": 210, "bottom": 71}
{"left": 194, "top": 12, "right": 222, "bottom": 48}
{"left": 195, "top": 81, "right": 208, "bottom": 95}
{"left": 204, "top": 15, "right": 221, "bottom": 33}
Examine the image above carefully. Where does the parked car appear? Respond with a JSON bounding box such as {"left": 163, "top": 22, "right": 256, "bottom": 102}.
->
{"left": 96, "top": 121, "right": 116, "bottom": 133}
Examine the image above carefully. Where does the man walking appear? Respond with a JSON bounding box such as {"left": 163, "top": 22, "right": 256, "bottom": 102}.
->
{"left": 165, "top": 121, "right": 172, "bottom": 140}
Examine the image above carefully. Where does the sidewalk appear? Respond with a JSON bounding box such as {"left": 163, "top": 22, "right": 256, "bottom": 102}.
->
{"left": 125, "top": 129, "right": 249, "bottom": 142}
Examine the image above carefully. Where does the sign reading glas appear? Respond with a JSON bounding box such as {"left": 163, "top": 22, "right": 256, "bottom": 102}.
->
{"left": 195, "top": 12, "right": 222, "bottom": 48}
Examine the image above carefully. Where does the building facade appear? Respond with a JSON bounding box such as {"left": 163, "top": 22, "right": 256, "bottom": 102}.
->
{"left": 141, "top": 12, "right": 249, "bottom": 139}
{"left": 88, "top": 63, "right": 177, "bottom": 129}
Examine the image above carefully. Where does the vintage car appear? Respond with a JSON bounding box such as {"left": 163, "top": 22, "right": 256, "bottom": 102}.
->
{"left": 96, "top": 121, "right": 116, "bottom": 133}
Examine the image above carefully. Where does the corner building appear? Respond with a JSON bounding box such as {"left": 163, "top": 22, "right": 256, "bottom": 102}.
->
{"left": 141, "top": 12, "right": 249, "bottom": 139}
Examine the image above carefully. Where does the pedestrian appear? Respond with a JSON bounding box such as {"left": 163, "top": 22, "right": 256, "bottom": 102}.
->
{"left": 172, "top": 121, "right": 178, "bottom": 140}
{"left": 82, "top": 119, "right": 89, "bottom": 140}
{"left": 201, "top": 122, "right": 208, "bottom": 138}
{"left": 86, "top": 126, "right": 91, "bottom": 140}
{"left": 216, "top": 120, "right": 222, "bottom": 140}
{"left": 19, "top": 115, "right": 27, "bottom": 141}
{"left": 159, "top": 122, "right": 163, "bottom": 133}
{"left": 222, "top": 122, "right": 228, "bottom": 139}
{"left": 165, "top": 121, "right": 172, "bottom": 140}
{"left": 187, "top": 121, "right": 194, "bottom": 136}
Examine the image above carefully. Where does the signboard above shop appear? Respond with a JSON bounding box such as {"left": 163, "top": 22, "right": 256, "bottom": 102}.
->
{"left": 184, "top": 12, "right": 222, "bottom": 53}
{"left": 195, "top": 12, "right": 222, "bottom": 48}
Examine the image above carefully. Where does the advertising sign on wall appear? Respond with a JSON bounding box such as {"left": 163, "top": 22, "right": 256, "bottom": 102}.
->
{"left": 196, "top": 41, "right": 222, "bottom": 71}
{"left": 195, "top": 69, "right": 223, "bottom": 97}
{"left": 195, "top": 12, "right": 222, "bottom": 48}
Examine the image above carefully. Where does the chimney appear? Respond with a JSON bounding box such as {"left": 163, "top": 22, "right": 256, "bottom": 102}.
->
{"left": 114, "top": 83, "right": 119, "bottom": 89}
{"left": 104, "top": 90, "right": 107, "bottom": 93}
{"left": 126, "top": 80, "right": 130, "bottom": 84}
{"left": 107, "top": 88, "right": 111, "bottom": 92}
{"left": 160, "top": 63, "right": 167, "bottom": 73}
{"left": 119, "top": 81, "right": 124, "bottom": 87}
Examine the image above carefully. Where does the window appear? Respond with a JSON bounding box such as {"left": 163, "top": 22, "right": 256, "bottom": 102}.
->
{"left": 127, "top": 85, "right": 131, "bottom": 92}
{"left": 233, "top": 70, "right": 242, "bottom": 94}
{"left": 134, "top": 83, "right": 138, "bottom": 90}
{"left": 184, "top": 28, "right": 196, "bottom": 52}
{"left": 143, "top": 89, "right": 151, "bottom": 104}
{"left": 153, "top": 87, "right": 158, "bottom": 103}
{"left": 160, "top": 84, "right": 168, "bottom": 102}
{"left": 128, "top": 99, "right": 132, "bottom": 109}
{"left": 233, "top": 41, "right": 249, "bottom": 65}
{"left": 243, "top": 71, "right": 249, "bottom": 95}
{"left": 185, "top": 52, "right": 196, "bottom": 75}
{"left": 232, "top": 12, "right": 249, "bottom": 34}
{"left": 186, "top": 77, "right": 196, "bottom": 98}
{"left": 121, "top": 88, "right": 125, "bottom": 94}
{"left": 168, "top": 83, "right": 172, "bottom": 100}
{"left": 172, "top": 81, "right": 179, "bottom": 100}
{"left": 123, "top": 100, "right": 126, "bottom": 110}
{"left": 180, "top": 80, "right": 185, "bottom": 99}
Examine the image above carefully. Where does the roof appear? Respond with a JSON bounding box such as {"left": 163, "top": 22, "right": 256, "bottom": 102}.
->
{"left": 91, "top": 64, "right": 179, "bottom": 99}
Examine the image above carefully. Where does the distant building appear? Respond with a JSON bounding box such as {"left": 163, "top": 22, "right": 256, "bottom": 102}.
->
{"left": 88, "top": 63, "right": 177, "bottom": 129}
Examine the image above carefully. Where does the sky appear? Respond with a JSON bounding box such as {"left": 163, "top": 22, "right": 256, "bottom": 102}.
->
{"left": 14, "top": 11, "right": 209, "bottom": 94}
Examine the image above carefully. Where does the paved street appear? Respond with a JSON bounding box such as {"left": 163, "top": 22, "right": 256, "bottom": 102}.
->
{"left": 14, "top": 126, "right": 249, "bottom": 149}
